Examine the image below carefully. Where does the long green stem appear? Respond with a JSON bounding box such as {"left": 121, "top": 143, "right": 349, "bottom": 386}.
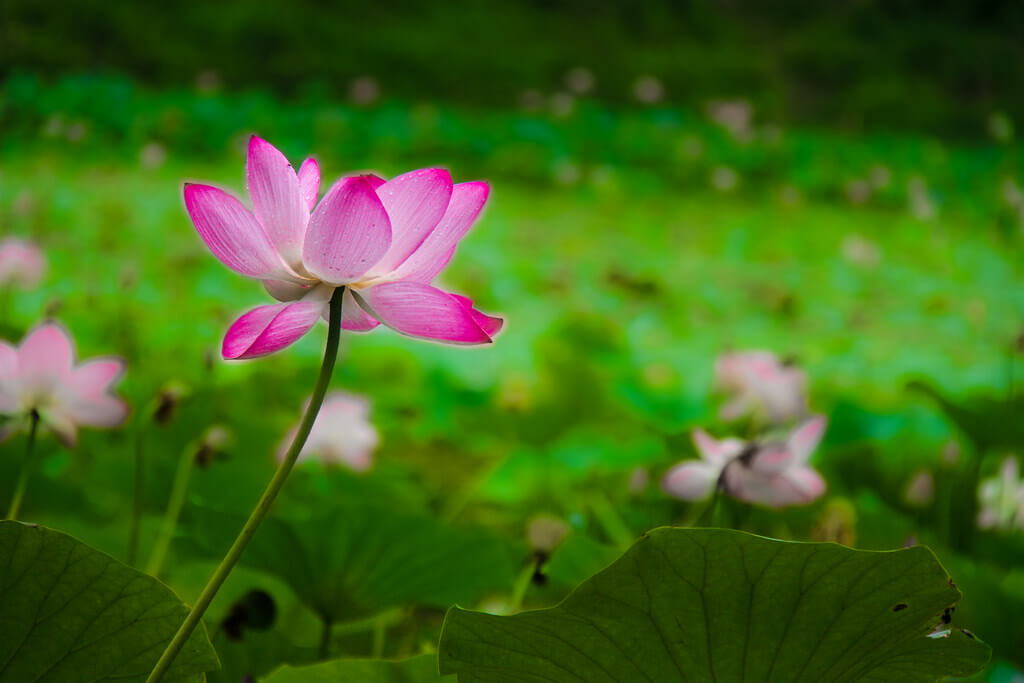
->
{"left": 145, "top": 441, "right": 199, "bottom": 577}
{"left": 146, "top": 287, "right": 345, "bottom": 683}
{"left": 127, "top": 429, "right": 145, "bottom": 566}
{"left": 5, "top": 411, "right": 40, "bottom": 520}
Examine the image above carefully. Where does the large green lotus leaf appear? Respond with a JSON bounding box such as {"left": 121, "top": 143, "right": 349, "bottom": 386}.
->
{"left": 439, "top": 527, "right": 990, "bottom": 682}
{"left": 265, "top": 653, "right": 449, "bottom": 682}
{"left": 183, "top": 503, "right": 522, "bottom": 621}
{"left": 0, "top": 521, "right": 218, "bottom": 683}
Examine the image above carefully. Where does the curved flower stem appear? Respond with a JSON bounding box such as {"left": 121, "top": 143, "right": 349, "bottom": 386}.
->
{"left": 5, "top": 410, "right": 40, "bottom": 520}
{"left": 146, "top": 287, "right": 345, "bottom": 683}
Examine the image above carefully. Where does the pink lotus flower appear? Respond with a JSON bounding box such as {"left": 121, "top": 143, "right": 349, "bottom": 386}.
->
{"left": 663, "top": 416, "right": 827, "bottom": 508}
{"left": 184, "top": 136, "right": 503, "bottom": 359}
{"left": 714, "top": 349, "right": 807, "bottom": 424}
{"left": 0, "top": 238, "right": 46, "bottom": 289}
{"left": 277, "top": 392, "right": 379, "bottom": 470}
{"left": 0, "top": 323, "right": 128, "bottom": 445}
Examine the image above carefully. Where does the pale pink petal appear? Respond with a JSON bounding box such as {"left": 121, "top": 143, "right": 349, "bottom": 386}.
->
{"left": 303, "top": 176, "right": 392, "bottom": 285}
{"left": 297, "top": 158, "right": 321, "bottom": 212}
{"left": 448, "top": 293, "right": 503, "bottom": 337}
{"left": 787, "top": 415, "right": 827, "bottom": 464}
{"left": 748, "top": 443, "right": 794, "bottom": 475}
{"left": 367, "top": 168, "right": 453, "bottom": 276}
{"left": 390, "top": 181, "right": 489, "bottom": 282}
{"left": 184, "top": 183, "right": 294, "bottom": 280}
{"left": 354, "top": 282, "right": 493, "bottom": 344}
{"left": 264, "top": 279, "right": 311, "bottom": 302}
{"left": 340, "top": 288, "right": 380, "bottom": 332}
{"left": 223, "top": 286, "right": 332, "bottom": 359}
{"left": 247, "top": 136, "right": 308, "bottom": 267}
{"left": 692, "top": 429, "right": 723, "bottom": 465}
{"left": 67, "top": 359, "right": 124, "bottom": 396}
{"left": 662, "top": 461, "right": 720, "bottom": 501}
{"left": 19, "top": 324, "right": 74, "bottom": 396}
{"left": 723, "top": 463, "right": 824, "bottom": 508}
{"left": 56, "top": 394, "right": 129, "bottom": 429}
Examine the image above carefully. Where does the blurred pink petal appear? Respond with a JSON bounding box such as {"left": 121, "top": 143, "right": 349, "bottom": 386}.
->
{"left": 67, "top": 359, "right": 124, "bottom": 396}
{"left": 714, "top": 350, "right": 807, "bottom": 424}
{"left": 355, "top": 282, "right": 495, "bottom": 344}
{"left": 662, "top": 461, "right": 719, "bottom": 501}
{"left": 184, "top": 183, "right": 296, "bottom": 280}
{"left": 278, "top": 391, "right": 379, "bottom": 470}
{"left": 786, "top": 415, "right": 827, "bottom": 463}
{"left": 391, "top": 181, "right": 489, "bottom": 282}
{"left": 367, "top": 168, "right": 453, "bottom": 276}
{"left": 223, "top": 286, "right": 332, "bottom": 359}
{"left": 247, "top": 136, "right": 308, "bottom": 268}
{"left": 297, "top": 158, "right": 321, "bottom": 211}
{"left": 19, "top": 324, "right": 74, "bottom": 399}
{"left": 303, "top": 176, "right": 392, "bottom": 285}
{"left": 0, "top": 238, "right": 47, "bottom": 289}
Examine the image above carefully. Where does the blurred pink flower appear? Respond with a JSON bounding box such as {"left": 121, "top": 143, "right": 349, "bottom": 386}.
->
{"left": 0, "top": 323, "right": 128, "bottom": 446}
{"left": 977, "top": 456, "right": 1024, "bottom": 531}
{"left": 184, "top": 136, "right": 502, "bottom": 359}
{"left": 904, "top": 469, "right": 935, "bottom": 506}
{"left": 278, "top": 392, "right": 378, "bottom": 470}
{"left": 0, "top": 238, "right": 46, "bottom": 289}
{"left": 714, "top": 350, "right": 808, "bottom": 424}
{"left": 663, "top": 416, "right": 827, "bottom": 508}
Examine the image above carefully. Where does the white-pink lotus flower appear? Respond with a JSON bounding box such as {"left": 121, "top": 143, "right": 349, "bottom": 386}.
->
{"left": 977, "top": 456, "right": 1024, "bottom": 531}
{"left": 0, "top": 323, "right": 128, "bottom": 445}
{"left": 0, "top": 237, "right": 46, "bottom": 289}
{"left": 714, "top": 349, "right": 807, "bottom": 423}
{"left": 663, "top": 416, "right": 827, "bottom": 508}
{"left": 184, "top": 136, "right": 503, "bottom": 359}
{"left": 277, "top": 392, "right": 379, "bottom": 471}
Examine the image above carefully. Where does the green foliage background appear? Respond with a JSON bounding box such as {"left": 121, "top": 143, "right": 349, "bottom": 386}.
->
{"left": 0, "top": 3, "right": 1022, "bottom": 680}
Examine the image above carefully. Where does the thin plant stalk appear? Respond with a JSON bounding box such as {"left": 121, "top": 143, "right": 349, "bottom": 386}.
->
{"left": 5, "top": 410, "right": 40, "bottom": 520}
{"left": 146, "top": 287, "right": 345, "bottom": 683}
{"left": 145, "top": 440, "right": 199, "bottom": 577}
{"left": 127, "top": 428, "right": 145, "bottom": 566}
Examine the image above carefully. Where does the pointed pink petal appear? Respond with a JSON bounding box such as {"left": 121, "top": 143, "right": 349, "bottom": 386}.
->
{"left": 368, "top": 168, "right": 453, "bottom": 275}
{"left": 692, "top": 429, "right": 723, "bottom": 464}
{"left": 297, "top": 158, "right": 321, "bottom": 211}
{"left": 362, "top": 174, "right": 386, "bottom": 190}
{"left": 68, "top": 359, "right": 124, "bottom": 396}
{"left": 223, "top": 287, "right": 332, "bottom": 359}
{"left": 303, "top": 176, "right": 392, "bottom": 285}
{"left": 184, "top": 183, "right": 294, "bottom": 279}
{"left": 264, "top": 279, "right": 311, "bottom": 302}
{"left": 354, "top": 282, "right": 493, "bottom": 344}
{"left": 390, "top": 181, "right": 489, "bottom": 282}
{"left": 448, "top": 293, "right": 503, "bottom": 337}
{"left": 787, "top": 415, "right": 827, "bottom": 464}
{"left": 723, "top": 463, "right": 824, "bottom": 508}
{"left": 20, "top": 324, "right": 74, "bottom": 390}
{"left": 662, "top": 461, "right": 719, "bottom": 501}
{"left": 247, "top": 136, "right": 308, "bottom": 267}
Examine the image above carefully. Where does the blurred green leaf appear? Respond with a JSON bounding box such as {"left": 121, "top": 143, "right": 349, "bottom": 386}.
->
{"left": 439, "top": 527, "right": 990, "bottom": 682}
{"left": 0, "top": 521, "right": 218, "bottom": 682}
{"left": 182, "top": 503, "right": 523, "bottom": 621}
{"left": 265, "top": 653, "right": 449, "bottom": 682}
